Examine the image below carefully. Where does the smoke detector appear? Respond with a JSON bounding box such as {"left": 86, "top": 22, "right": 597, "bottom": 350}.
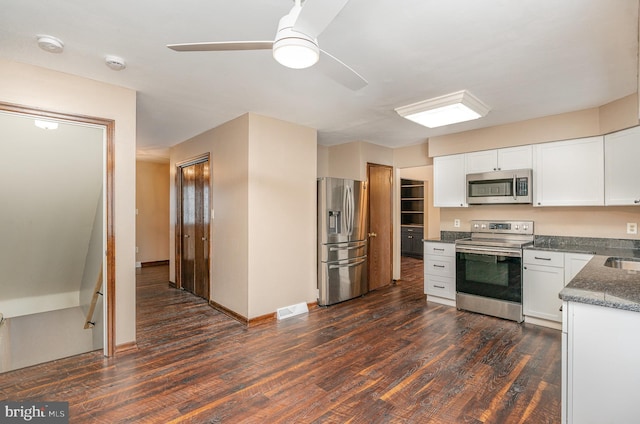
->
{"left": 37, "top": 35, "right": 64, "bottom": 54}
{"left": 105, "top": 55, "right": 126, "bottom": 71}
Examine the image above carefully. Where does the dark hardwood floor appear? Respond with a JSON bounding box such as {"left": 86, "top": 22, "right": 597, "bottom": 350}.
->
{"left": 0, "top": 257, "right": 561, "bottom": 423}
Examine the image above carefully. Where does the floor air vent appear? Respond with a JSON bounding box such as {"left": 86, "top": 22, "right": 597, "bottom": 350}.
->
{"left": 276, "top": 302, "right": 309, "bottom": 321}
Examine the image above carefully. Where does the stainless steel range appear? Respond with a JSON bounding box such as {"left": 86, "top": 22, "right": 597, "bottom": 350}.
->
{"left": 455, "top": 220, "right": 534, "bottom": 322}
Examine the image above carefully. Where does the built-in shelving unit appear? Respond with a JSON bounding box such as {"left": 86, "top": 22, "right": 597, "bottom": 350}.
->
{"left": 400, "top": 178, "right": 425, "bottom": 257}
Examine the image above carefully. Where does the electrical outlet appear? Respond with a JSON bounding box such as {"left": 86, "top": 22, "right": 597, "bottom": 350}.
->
{"left": 627, "top": 223, "right": 638, "bottom": 235}
{"left": 454, "top": 219, "right": 461, "bottom": 228}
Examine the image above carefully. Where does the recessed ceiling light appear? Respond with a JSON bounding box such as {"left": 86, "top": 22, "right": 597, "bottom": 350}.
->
{"left": 395, "top": 90, "right": 491, "bottom": 128}
{"left": 37, "top": 35, "right": 64, "bottom": 54}
{"left": 105, "top": 55, "right": 126, "bottom": 71}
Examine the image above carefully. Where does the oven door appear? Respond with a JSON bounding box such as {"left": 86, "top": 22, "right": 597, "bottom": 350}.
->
{"left": 455, "top": 246, "right": 522, "bottom": 303}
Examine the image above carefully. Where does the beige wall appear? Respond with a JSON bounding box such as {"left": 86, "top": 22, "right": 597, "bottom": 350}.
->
{"left": 247, "top": 114, "right": 317, "bottom": 317}
{"left": 170, "top": 114, "right": 250, "bottom": 316}
{"left": 324, "top": 141, "right": 394, "bottom": 180}
{"left": 440, "top": 206, "right": 640, "bottom": 239}
{"left": 0, "top": 59, "right": 138, "bottom": 346}
{"left": 429, "top": 94, "right": 638, "bottom": 157}
{"left": 430, "top": 94, "right": 640, "bottom": 240}
{"left": 136, "top": 160, "right": 170, "bottom": 264}
{"left": 170, "top": 113, "right": 317, "bottom": 319}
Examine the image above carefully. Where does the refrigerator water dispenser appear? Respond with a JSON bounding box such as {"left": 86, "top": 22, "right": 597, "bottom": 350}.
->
{"left": 328, "top": 210, "right": 341, "bottom": 234}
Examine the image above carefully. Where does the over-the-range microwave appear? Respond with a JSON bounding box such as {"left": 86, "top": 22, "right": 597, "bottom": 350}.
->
{"left": 466, "top": 168, "right": 532, "bottom": 205}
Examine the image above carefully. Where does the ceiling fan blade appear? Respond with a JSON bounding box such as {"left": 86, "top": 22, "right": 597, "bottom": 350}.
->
{"left": 293, "top": 0, "right": 350, "bottom": 38}
{"left": 167, "top": 41, "right": 274, "bottom": 52}
{"left": 317, "top": 49, "right": 367, "bottom": 91}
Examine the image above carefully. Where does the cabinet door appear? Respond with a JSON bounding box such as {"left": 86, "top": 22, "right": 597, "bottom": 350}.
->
{"left": 401, "top": 227, "right": 423, "bottom": 257}
{"left": 605, "top": 126, "right": 640, "bottom": 205}
{"left": 564, "top": 253, "right": 593, "bottom": 284}
{"left": 424, "top": 241, "right": 455, "bottom": 257}
{"left": 425, "top": 256, "right": 454, "bottom": 278}
{"left": 465, "top": 150, "right": 497, "bottom": 173}
{"left": 498, "top": 145, "right": 532, "bottom": 170}
{"left": 434, "top": 154, "right": 467, "bottom": 207}
{"left": 569, "top": 302, "right": 640, "bottom": 423}
{"left": 424, "top": 275, "right": 455, "bottom": 300}
{"left": 523, "top": 264, "right": 564, "bottom": 322}
{"left": 533, "top": 136, "right": 604, "bottom": 206}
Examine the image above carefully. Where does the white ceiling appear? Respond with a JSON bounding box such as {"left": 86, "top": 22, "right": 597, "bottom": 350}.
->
{"left": 1, "top": 0, "right": 638, "bottom": 160}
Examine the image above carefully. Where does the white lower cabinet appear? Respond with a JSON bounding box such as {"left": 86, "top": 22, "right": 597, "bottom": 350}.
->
{"left": 523, "top": 250, "right": 592, "bottom": 329}
{"left": 424, "top": 241, "right": 455, "bottom": 306}
{"left": 563, "top": 301, "right": 640, "bottom": 423}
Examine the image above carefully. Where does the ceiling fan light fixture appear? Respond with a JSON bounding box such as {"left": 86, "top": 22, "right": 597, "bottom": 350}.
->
{"left": 395, "top": 90, "right": 490, "bottom": 128}
{"left": 273, "top": 33, "right": 319, "bottom": 69}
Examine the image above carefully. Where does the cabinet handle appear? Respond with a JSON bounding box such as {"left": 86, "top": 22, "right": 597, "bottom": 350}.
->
{"left": 434, "top": 285, "right": 445, "bottom": 289}
{"left": 408, "top": 235, "right": 413, "bottom": 239}
{"left": 559, "top": 305, "right": 563, "bottom": 312}
{"left": 433, "top": 248, "right": 445, "bottom": 251}
{"left": 523, "top": 266, "right": 527, "bottom": 270}
{"left": 433, "top": 264, "right": 445, "bottom": 268}
{"left": 534, "top": 256, "right": 552, "bottom": 261}
{"left": 635, "top": 199, "right": 640, "bottom": 204}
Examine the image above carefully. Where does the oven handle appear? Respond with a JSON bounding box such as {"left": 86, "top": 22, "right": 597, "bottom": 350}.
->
{"left": 455, "top": 246, "right": 522, "bottom": 258}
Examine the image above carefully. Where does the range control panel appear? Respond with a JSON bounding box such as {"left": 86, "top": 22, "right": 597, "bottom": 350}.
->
{"left": 470, "top": 220, "right": 534, "bottom": 235}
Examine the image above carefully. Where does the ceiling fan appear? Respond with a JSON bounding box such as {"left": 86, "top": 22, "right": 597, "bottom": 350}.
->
{"left": 167, "top": 0, "right": 367, "bottom": 90}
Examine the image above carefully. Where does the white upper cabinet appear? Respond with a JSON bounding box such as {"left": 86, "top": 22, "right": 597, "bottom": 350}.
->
{"left": 465, "top": 150, "right": 497, "bottom": 174}
{"left": 434, "top": 154, "right": 467, "bottom": 207}
{"left": 465, "top": 145, "right": 533, "bottom": 174}
{"left": 498, "top": 145, "right": 533, "bottom": 170}
{"left": 604, "top": 126, "right": 640, "bottom": 206}
{"left": 533, "top": 136, "right": 604, "bottom": 206}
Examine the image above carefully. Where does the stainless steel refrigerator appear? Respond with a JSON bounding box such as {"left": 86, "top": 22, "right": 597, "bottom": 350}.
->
{"left": 317, "top": 177, "right": 368, "bottom": 306}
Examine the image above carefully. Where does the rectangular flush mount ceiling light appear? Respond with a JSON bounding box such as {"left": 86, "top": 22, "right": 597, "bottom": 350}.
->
{"left": 395, "top": 90, "right": 490, "bottom": 128}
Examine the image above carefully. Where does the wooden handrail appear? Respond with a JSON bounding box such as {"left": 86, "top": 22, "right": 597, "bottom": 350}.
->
{"left": 84, "top": 265, "right": 103, "bottom": 329}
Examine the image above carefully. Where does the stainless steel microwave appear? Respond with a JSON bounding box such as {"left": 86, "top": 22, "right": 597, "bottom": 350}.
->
{"left": 466, "top": 169, "right": 532, "bottom": 205}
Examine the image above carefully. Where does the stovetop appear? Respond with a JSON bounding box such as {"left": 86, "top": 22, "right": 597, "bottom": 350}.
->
{"left": 455, "top": 220, "right": 535, "bottom": 249}
{"left": 455, "top": 237, "right": 534, "bottom": 249}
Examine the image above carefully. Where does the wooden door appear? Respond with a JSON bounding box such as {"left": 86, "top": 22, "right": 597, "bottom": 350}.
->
{"left": 178, "top": 158, "right": 210, "bottom": 299}
{"left": 367, "top": 163, "right": 393, "bottom": 291}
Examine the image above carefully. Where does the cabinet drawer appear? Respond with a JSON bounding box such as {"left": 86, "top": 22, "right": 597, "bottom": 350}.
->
{"left": 425, "top": 256, "right": 454, "bottom": 278}
{"left": 424, "top": 241, "right": 455, "bottom": 257}
{"left": 523, "top": 250, "right": 564, "bottom": 267}
{"left": 424, "top": 275, "right": 455, "bottom": 299}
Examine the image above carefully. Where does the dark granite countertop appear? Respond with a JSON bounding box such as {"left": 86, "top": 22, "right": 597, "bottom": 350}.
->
{"left": 526, "top": 236, "right": 640, "bottom": 311}
{"left": 421, "top": 232, "right": 640, "bottom": 311}
{"left": 422, "top": 231, "right": 469, "bottom": 244}
{"left": 560, "top": 254, "right": 640, "bottom": 312}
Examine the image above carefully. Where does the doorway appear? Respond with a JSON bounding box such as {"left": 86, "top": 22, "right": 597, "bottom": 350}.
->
{"left": 367, "top": 163, "right": 393, "bottom": 291}
{"left": 0, "top": 102, "right": 115, "bottom": 370}
{"left": 175, "top": 155, "right": 210, "bottom": 299}
{"left": 395, "top": 165, "right": 438, "bottom": 281}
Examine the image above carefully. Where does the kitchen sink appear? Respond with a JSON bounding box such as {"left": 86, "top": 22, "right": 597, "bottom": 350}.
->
{"left": 604, "top": 257, "right": 640, "bottom": 271}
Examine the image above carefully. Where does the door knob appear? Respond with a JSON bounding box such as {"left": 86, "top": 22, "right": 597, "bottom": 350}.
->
{"left": 368, "top": 232, "right": 377, "bottom": 237}
{"left": 184, "top": 234, "right": 190, "bottom": 238}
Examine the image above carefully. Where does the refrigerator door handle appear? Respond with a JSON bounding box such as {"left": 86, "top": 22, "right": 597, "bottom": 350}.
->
{"left": 344, "top": 184, "right": 352, "bottom": 235}
{"left": 328, "top": 258, "right": 366, "bottom": 269}
{"left": 329, "top": 245, "right": 363, "bottom": 252}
